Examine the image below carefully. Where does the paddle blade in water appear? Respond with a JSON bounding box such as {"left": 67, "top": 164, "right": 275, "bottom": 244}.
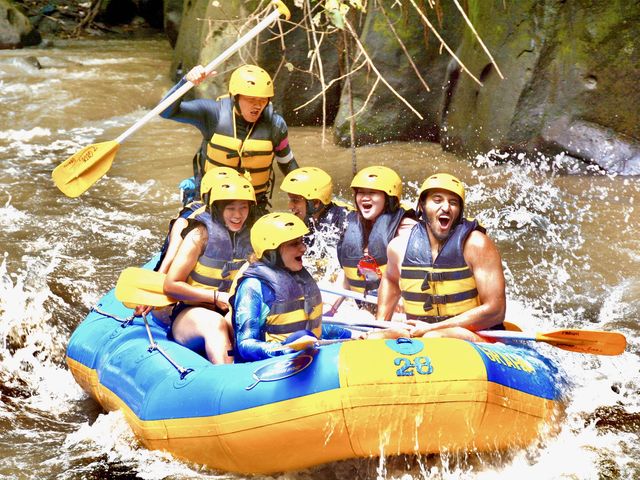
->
{"left": 52, "top": 140, "right": 120, "bottom": 197}
{"left": 537, "top": 329, "right": 627, "bottom": 356}
{"left": 115, "top": 267, "right": 176, "bottom": 308}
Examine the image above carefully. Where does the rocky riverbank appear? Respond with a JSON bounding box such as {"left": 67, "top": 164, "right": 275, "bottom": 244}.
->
{"left": 1, "top": 0, "right": 179, "bottom": 48}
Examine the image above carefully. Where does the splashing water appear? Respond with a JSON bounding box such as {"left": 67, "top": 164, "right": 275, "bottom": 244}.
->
{"left": 1, "top": 37, "right": 638, "bottom": 480}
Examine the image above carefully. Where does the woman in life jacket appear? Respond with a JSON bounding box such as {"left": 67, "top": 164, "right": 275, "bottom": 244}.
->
{"left": 135, "top": 167, "right": 244, "bottom": 318}
{"left": 330, "top": 166, "right": 416, "bottom": 316}
{"left": 229, "top": 212, "right": 359, "bottom": 362}
{"left": 163, "top": 170, "right": 256, "bottom": 364}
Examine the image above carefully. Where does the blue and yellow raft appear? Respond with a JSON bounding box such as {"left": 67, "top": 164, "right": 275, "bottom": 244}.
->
{"left": 66, "top": 287, "right": 564, "bottom": 474}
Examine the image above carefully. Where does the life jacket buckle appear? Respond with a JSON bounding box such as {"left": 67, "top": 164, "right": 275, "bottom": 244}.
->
{"left": 423, "top": 296, "right": 434, "bottom": 312}
{"left": 420, "top": 273, "right": 432, "bottom": 292}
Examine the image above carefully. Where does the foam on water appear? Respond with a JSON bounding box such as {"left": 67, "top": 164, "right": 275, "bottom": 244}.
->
{"left": 2, "top": 38, "right": 639, "bottom": 479}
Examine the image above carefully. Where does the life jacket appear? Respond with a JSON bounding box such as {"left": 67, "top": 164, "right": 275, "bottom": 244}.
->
{"left": 204, "top": 96, "right": 275, "bottom": 195}
{"left": 400, "top": 219, "right": 484, "bottom": 322}
{"left": 231, "top": 262, "right": 323, "bottom": 343}
{"left": 186, "top": 211, "right": 253, "bottom": 292}
{"left": 337, "top": 208, "right": 406, "bottom": 293}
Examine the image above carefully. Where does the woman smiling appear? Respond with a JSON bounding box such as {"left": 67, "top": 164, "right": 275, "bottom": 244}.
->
{"left": 163, "top": 169, "right": 256, "bottom": 364}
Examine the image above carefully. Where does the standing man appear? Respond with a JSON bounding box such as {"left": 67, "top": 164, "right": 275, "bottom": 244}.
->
{"left": 376, "top": 173, "right": 505, "bottom": 341}
{"left": 160, "top": 64, "right": 299, "bottom": 214}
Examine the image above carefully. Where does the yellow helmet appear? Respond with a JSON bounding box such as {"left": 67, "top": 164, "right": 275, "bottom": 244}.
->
{"left": 280, "top": 167, "right": 333, "bottom": 205}
{"left": 200, "top": 167, "right": 240, "bottom": 196}
{"left": 351, "top": 166, "right": 402, "bottom": 199}
{"left": 251, "top": 212, "right": 309, "bottom": 259}
{"left": 229, "top": 65, "right": 274, "bottom": 98}
{"left": 418, "top": 173, "right": 465, "bottom": 204}
{"left": 208, "top": 172, "right": 256, "bottom": 205}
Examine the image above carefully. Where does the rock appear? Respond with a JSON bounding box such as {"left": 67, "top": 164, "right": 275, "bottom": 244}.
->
{"left": 257, "top": 5, "right": 342, "bottom": 127}
{"left": 0, "top": 0, "right": 41, "bottom": 48}
{"left": 163, "top": 0, "right": 182, "bottom": 48}
{"left": 98, "top": 0, "right": 137, "bottom": 25}
{"left": 172, "top": 0, "right": 640, "bottom": 175}
{"left": 24, "top": 55, "right": 42, "bottom": 69}
{"left": 541, "top": 118, "right": 640, "bottom": 175}
{"left": 170, "top": 0, "right": 236, "bottom": 97}
{"left": 441, "top": 0, "right": 640, "bottom": 175}
{"left": 333, "top": 1, "right": 464, "bottom": 146}
{"left": 134, "top": 0, "right": 163, "bottom": 29}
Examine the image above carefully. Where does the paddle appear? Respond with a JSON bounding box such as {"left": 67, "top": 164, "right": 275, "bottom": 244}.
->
{"left": 52, "top": 0, "right": 291, "bottom": 198}
{"left": 115, "top": 269, "right": 626, "bottom": 356}
{"left": 324, "top": 318, "right": 626, "bottom": 356}
{"left": 114, "top": 267, "right": 176, "bottom": 308}
{"left": 477, "top": 329, "right": 627, "bottom": 356}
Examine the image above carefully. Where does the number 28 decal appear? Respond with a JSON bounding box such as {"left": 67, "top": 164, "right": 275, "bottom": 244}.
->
{"left": 394, "top": 356, "right": 433, "bottom": 376}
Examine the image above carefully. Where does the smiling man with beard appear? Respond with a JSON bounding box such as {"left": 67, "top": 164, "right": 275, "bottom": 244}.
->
{"left": 376, "top": 173, "right": 506, "bottom": 341}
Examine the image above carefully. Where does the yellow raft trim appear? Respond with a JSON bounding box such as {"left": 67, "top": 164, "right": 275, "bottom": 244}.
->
{"left": 67, "top": 337, "right": 559, "bottom": 474}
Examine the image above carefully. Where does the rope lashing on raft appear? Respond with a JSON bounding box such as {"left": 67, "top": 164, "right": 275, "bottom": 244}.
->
{"left": 90, "top": 305, "right": 194, "bottom": 380}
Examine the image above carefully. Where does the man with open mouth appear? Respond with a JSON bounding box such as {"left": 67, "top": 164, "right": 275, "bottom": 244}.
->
{"left": 160, "top": 63, "right": 299, "bottom": 215}
{"left": 376, "top": 173, "right": 506, "bottom": 341}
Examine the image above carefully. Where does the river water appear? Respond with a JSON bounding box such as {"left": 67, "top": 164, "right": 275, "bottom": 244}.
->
{"left": 0, "top": 36, "right": 638, "bottom": 480}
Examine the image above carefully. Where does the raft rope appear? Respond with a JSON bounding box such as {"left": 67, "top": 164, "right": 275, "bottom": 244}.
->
{"left": 90, "top": 305, "right": 194, "bottom": 380}
{"left": 141, "top": 314, "right": 194, "bottom": 380}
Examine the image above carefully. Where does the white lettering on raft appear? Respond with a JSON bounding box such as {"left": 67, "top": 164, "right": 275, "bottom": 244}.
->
{"left": 476, "top": 345, "right": 535, "bottom": 373}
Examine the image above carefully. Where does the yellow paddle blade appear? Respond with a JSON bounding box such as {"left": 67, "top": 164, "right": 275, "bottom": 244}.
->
{"left": 536, "top": 329, "right": 627, "bottom": 356}
{"left": 52, "top": 140, "right": 120, "bottom": 197}
{"left": 115, "top": 267, "right": 177, "bottom": 308}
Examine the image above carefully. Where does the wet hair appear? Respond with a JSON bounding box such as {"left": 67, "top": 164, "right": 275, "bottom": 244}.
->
{"left": 210, "top": 199, "right": 233, "bottom": 223}
{"left": 261, "top": 249, "right": 285, "bottom": 268}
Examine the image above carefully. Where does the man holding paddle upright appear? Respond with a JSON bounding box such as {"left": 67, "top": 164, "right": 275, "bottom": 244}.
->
{"left": 376, "top": 173, "right": 506, "bottom": 341}
{"left": 160, "top": 64, "right": 299, "bottom": 214}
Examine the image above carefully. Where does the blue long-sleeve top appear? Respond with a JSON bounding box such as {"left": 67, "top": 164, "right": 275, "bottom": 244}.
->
{"left": 233, "top": 277, "right": 353, "bottom": 362}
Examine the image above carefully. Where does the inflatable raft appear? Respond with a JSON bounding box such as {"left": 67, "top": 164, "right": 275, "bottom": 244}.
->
{"left": 66, "top": 283, "right": 564, "bottom": 474}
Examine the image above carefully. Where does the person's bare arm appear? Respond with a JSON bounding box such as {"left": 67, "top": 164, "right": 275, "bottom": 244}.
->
{"left": 376, "top": 235, "right": 406, "bottom": 321}
{"left": 408, "top": 231, "right": 505, "bottom": 336}
{"left": 164, "top": 225, "right": 221, "bottom": 307}
{"left": 157, "top": 217, "right": 189, "bottom": 274}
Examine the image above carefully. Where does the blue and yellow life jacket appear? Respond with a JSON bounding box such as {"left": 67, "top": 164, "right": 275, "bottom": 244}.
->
{"left": 337, "top": 208, "right": 406, "bottom": 293}
{"left": 205, "top": 97, "right": 274, "bottom": 195}
{"left": 186, "top": 211, "right": 253, "bottom": 292}
{"left": 400, "top": 219, "right": 484, "bottom": 322}
{"left": 233, "top": 262, "right": 323, "bottom": 343}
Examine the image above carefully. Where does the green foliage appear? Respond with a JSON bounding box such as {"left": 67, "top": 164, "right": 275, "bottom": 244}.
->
{"left": 314, "top": 0, "right": 365, "bottom": 29}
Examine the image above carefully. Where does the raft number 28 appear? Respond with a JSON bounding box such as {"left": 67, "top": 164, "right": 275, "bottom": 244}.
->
{"left": 395, "top": 356, "right": 433, "bottom": 376}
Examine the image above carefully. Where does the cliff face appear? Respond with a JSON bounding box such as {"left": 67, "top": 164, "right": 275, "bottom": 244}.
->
{"left": 170, "top": 0, "right": 640, "bottom": 175}
{"left": 1, "top": 0, "right": 40, "bottom": 48}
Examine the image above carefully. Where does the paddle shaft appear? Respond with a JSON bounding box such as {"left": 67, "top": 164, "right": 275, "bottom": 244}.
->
{"left": 324, "top": 318, "right": 626, "bottom": 356}
{"left": 115, "top": 6, "right": 285, "bottom": 145}
{"left": 320, "top": 285, "right": 377, "bottom": 305}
